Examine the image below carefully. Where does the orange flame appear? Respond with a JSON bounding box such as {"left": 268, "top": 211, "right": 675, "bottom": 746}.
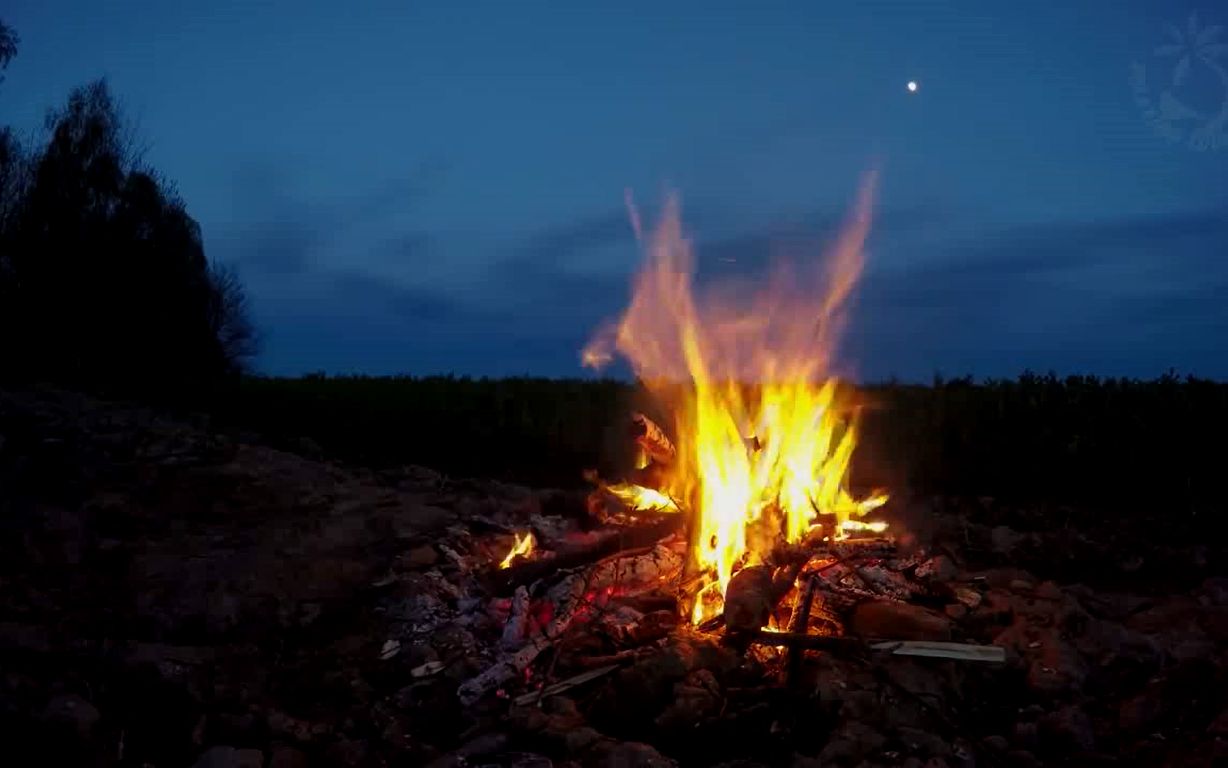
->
{"left": 498, "top": 531, "right": 536, "bottom": 569}
{"left": 583, "top": 172, "right": 888, "bottom": 624}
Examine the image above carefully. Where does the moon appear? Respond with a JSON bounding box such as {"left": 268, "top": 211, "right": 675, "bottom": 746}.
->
{"left": 907, "top": 80, "right": 918, "bottom": 93}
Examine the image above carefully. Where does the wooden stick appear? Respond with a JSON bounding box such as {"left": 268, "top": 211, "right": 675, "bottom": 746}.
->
{"left": 488, "top": 515, "right": 685, "bottom": 594}
{"left": 513, "top": 663, "right": 621, "bottom": 706}
{"left": 784, "top": 575, "right": 820, "bottom": 685}
{"left": 631, "top": 412, "right": 675, "bottom": 465}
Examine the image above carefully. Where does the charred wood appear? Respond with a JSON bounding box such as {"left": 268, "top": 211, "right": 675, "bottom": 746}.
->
{"left": 488, "top": 515, "right": 685, "bottom": 594}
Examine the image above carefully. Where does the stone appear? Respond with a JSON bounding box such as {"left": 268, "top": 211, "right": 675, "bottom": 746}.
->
{"left": 595, "top": 740, "right": 677, "bottom": 767}
{"left": 42, "top": 694, "right": 101, "bottom": 740}
{"left": 406, "top": 544, "right": 440, "bottom": 569}
{"left": 656, "top": 669, "right": 722, "bottom": 731}
{"left": 980, "top": 735, "right": 1009, "bottom": 752}
{"left": 1119, "top": 688, "right": 1168, "bottom": 733}
{"left": 723, "top": 566, "right": 775, "bottom": 634}
{"left": 916, "top": 555, "right": 958, "bottom": 582}
{"left": 562, "top": 727, "right": 602, "bottom": 754}
{"left": 850, "top": 601, "right": 952, "bottom": 641}
{"left": 1005, "top": 751, "right": 1041, "bottom": 768}
{"left": 897, "top": 726, "right": 951, "bottom": 757}
{"left": 192, "top": 746, "right": 264, "bottom": 768}
{"left": 1039, "top": 706, "right": 1094, "bottom": 752}
{"left": 817, "top": 721, "right": 886, "bottom": 764}
{"left": 1034, "top": 581, "right": 1062, "bottom": 601}
{"left": 990, "top": 526, "right": 1024, "bottom": 554}
{"left": 268, "top": 747, "right": 309, "bottom": 768}
{"left": 1200, "top": 577, "right": 1228, "bottom": 607}
{"left": 266, "top": 711, "right": 316, "bottom": 742}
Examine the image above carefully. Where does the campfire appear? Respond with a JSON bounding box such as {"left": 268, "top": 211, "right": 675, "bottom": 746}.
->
{"left": 581, "top": 172, "right": 888, "bottom": 625}
{"left": 440, "top": 174, "right": 1011, "bottom": 713}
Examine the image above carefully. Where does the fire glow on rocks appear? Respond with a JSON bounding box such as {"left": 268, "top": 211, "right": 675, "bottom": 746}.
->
{"left": 583, "top": 173, "right": 888, "bottom": 624}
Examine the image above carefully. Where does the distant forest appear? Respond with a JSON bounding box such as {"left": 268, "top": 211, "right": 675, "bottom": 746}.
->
{"left": 0, "top": 20, "right": 255, "bottom": 396}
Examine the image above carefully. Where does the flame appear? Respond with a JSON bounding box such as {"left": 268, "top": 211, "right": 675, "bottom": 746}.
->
{"left": 583, "top": 172, "right": 888, "bottom": 624}
{"left": 499, "top": 531, "right": 536, "bottom": 569}
{"left": 605, "top": 482, "right": 680, "bottom": 513}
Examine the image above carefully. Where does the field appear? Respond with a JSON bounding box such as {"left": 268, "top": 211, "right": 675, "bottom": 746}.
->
{"left": 214, "top": 372, "right": 1228, "bottom": 521}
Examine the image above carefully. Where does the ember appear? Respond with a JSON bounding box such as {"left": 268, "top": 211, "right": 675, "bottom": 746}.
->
{"left": 584, "top": 174, "right": 888, "bottom": 623}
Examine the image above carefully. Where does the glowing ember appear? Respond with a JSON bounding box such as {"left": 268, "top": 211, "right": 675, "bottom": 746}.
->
{"left": 605, "top": 482, "right": 680, "bottom": 513}
{"left": 583, "top": 172, "right": 888, "bottom": 624}
{"left": 499, "top": 531, "right": 536, "bottom": 569}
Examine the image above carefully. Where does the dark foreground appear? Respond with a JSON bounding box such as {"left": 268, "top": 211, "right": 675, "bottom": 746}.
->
{"left": 1, "top": 389, "right": 1226, "bottom": 767}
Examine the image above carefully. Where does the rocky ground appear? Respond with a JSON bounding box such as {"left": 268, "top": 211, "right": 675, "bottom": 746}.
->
{"left": 0, "top": 389, "right": 1225, "bottom": 767}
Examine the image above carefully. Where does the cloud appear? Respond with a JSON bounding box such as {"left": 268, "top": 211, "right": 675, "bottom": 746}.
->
{"left": 846, "top": 207, "right": 1228, "bottom": 379}
{"left": 216, "top": 158, "right": 446, "bottom": 276}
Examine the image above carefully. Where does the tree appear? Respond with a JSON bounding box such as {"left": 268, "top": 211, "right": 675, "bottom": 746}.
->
{"left": 0, "top": 78, "right": 257, "bottom": 392}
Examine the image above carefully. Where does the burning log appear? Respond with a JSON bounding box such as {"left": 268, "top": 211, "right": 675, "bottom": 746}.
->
{"left": 631, "top": 412, "right": 675, "bottom": 465}
{"left": 489, "top": 514, "right": 685, "bottom": 594}
{"left": 784, "top": 574, "right": 821, "bottom": 685}
{"left": 747, "top": 630, "right": 862, "bottom": 651}
{"left": 723, "top": 561, "right": 806, "bottom": 635}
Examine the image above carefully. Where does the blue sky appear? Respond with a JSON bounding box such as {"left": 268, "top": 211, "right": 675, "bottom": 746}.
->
{"left": 3, "top": 1, "right": 1227, "bottom": 379}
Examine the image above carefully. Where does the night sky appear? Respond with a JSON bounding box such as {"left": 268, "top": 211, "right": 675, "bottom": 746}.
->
{"left": 4, "top": 1, "right": 1228, "bottom": 380}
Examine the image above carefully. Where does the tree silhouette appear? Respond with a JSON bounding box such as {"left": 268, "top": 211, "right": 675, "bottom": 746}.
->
{"left": 0, "top": 77, "right": 256, "bottom": 393}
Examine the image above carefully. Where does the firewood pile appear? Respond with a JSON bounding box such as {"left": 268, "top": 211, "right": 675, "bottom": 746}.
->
{"left": 388, "top": 482, "right": 1228, "bottom": 768}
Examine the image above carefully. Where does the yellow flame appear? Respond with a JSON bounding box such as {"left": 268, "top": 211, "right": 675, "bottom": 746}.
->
{"left": 498, "top": 531, "right": 536, "bottom": 569}
{"left": 606, "top": 483, "right": 680, "bottom": 513}
{"left": 583, "top": 172, "right": 888, "bottom": 624}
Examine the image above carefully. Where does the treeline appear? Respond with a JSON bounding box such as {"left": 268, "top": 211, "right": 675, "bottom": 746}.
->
{"left": 215, "top": 372, "right": 1228, "bottom": 516}
{"left": 0, "top": 22, "right": 254, "bottom": 395}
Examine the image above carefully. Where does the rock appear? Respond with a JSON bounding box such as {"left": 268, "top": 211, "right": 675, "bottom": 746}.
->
{"left": 850, "top": 601, "right": 952, "bottom": 641}
{"left": 325, "top": 737, "right": 370, "bottom": 766}
{"left": 1200, "top": 577, "right": 1228, "bottom": 607}
{"left": 897, "top": 726, "right": 951, "bottom": 758}
{"left": 563, "top": 727, "right": 602, "bottom": 754}
{"left": 595, "top": 740, "right": 677, "bottom": 767}
{"left": 990, "top": 526, "right": 1024, "bottom": 554}
{"left": 656, "top": 669, "right": 721, "bottom": 731}
{"left": 268, "top": 746, "right": 309, "bottom": 768}
{"left": 266, "top": 711, "right": 318, "bottom": 743}
{"left": 1039, "top": 706, "right": 1094, "bottom": 752}
{"left": 1034, "top": 581, "right": 1062, "bottom": 601}
{"left": 42, "top": 694, "right": 101, "bottom": 740}
{"left": 400, "top": 504, "right": 454, "bottom": 534}
{"left": 724, "top": 566, "right": 775, "bottom": 634}
{"left": 1119, "top": 687, "right": 1169, "bottom": 733}
{"left": 192, "top": 746, "right": 264, "bottom": 768}
{"left": 817, "top": 721, "right": 886, "bottom": 764}
{"left": 1005, "top": 751, "right": 1041, "bottom": 768}
{"left": 952, "top": 587, "right": 982, "bottom": 610}
{"left": 916, "top": 555, "right": 958, "bottom": 582}
{"left": 980, "top": 735, "right": 1009, "bottom": 752}
{"left": 406, "top": 544, "right": 439, "bottom": 569}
